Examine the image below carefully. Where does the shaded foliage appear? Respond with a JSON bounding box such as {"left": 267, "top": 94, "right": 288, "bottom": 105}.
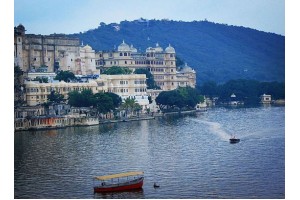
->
{"left": 102, "top": 66, "right": 132, "bottom": 75}
{"left": 14, "top": 66, "right": 25, "bottom": 106}
{"left": 92, "top": 93, "right": 114, "bottom": 114}
{"left": 198, "top": 79, "right": 285, "bottom": 105}
{"left": 47, "top": 90, "right": 64, "bottom": 104}
{"left": 33, "top": 77, "right": 48, "bottom": 83}
{"left": 54, "top": 70, "right": 76, "bottom": 82}
{"left": 67, "top": 89, "right": 122, "bottom": 114}
{"left": 156, "top": 86, "right": 204, "bottom": 111}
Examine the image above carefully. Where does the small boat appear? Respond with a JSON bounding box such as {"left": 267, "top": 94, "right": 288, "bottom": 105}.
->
{"left": 229, "top": 136, "right": 240, "bottom": 144}
{"left": 153, "top": 183, "right": 160, "bottom": 188}
{"left": 93, "top": 171, "right": 144, "bottom": 193}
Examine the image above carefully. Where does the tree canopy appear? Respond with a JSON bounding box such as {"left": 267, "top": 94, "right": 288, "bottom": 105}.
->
{"left": 198, "top": 79, "right": 285, "bottom": 105}
{"left": 156, "top": 86, "right": 203, "bottom": 112}
{"left": 54, "top": 70, "right": 76, "bottom": 82}
{"left": 102, "top": 66, "right": 132, "bottom": 75}
{"left": 67, "top": 89, "right": 122, "bottom": 114}
{"left": 47, "top": 90, "right": 65, "bottom": 104}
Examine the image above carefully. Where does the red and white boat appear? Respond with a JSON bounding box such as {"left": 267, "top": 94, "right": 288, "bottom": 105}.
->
{"left": 93, "top": 171, "right": 144, "bottom": 193}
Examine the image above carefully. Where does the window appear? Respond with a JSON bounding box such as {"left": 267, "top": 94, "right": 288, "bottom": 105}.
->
{"left": 124, "top": 53, "right": 127, "bottom": 56}
{"left": 125, "top": 61, "right": 127, "bottom": 64}
{"left": 120, "top": 53, "right": 123, "bottom": 56}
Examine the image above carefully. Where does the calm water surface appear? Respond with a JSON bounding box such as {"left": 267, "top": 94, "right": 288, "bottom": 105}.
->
{"left": 14, "top": 106, "right": 285, "bottom": 198}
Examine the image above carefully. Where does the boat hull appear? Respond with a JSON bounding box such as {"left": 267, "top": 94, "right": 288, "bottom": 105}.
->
{"left": 230, "top": 138, "right": 240, "bottom": 143}
{"left": 94, "top": 178, "right": 143, "bottom": 193}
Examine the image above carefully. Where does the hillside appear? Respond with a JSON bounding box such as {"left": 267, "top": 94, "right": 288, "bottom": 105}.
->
{"left": 70, "top": 19, "right": 285, "bottom": 84}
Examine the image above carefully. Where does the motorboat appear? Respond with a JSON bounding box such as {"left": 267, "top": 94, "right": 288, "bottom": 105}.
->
{"left": 229, "top": 136, "right": 240, "bottom": 144}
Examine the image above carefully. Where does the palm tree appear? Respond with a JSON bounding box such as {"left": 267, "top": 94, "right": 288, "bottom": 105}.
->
{"left": 120, "top": 97, "right": 140, "bottom": 118}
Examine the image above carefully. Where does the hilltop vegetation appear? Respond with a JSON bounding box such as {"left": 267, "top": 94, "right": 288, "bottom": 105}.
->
{"left": 70, "top": 19, "right": 285, "bottom": 84}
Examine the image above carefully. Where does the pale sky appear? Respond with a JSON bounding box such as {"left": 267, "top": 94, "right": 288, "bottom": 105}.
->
{"left": 14, "top": 0, "right": 285, "bottom": 35}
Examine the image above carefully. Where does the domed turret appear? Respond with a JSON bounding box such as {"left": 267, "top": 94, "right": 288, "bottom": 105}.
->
{"left": 154, "top": 42, "right": 163, "bottom": 52}
{"left": 83, "top": 44, "right": 92, "bottom": 50}
{"left": 130, "top": 44, "right": 137, "bottom": 53}
{"left": 165, "top": 44, "right": 175, "bottom": 53}
{"left": 118, "top": 40, "right": 131, "bottom": 52}
{"left": 17, "top": 24, "right": 25, "bottom": 31}
{"left": 181, "top": 63, "right": 195, "bottom": 73}
{"left": 15, "top": 24, "right": 26, "bottom": 35}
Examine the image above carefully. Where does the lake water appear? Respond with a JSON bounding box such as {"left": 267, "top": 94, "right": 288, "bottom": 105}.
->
{"left": 14, "top": 106, "right": 285, "bottom": 198}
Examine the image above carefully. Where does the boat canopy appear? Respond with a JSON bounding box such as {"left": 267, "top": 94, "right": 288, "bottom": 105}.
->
{"left": 94, "top": 171, "right": 144, "bottom": 181}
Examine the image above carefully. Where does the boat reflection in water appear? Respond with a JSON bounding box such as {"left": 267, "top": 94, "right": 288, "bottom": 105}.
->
{"left": 93, "top": 171, "right": 144, "bottom": 193}
{"left": 94, "top": 188, "right": 144, "bottom": 199}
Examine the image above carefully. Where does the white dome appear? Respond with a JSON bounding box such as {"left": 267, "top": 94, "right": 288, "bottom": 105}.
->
{"left": 118, "top": 40, "right": 131, "bottom": 51}
{"left": 154, "top": 43, "right": 163, "bottom": 52}
{"left": 165, "top": 44, "right": 175, "bottom": 53}
{"left": 182, "top": 63, "right": 195, "bottom": 73}
{"left": 130, "top": 44, "right": 137, "bottom": 53}
{"left": 82, "top": 44, "right": 92, "bottom": 50}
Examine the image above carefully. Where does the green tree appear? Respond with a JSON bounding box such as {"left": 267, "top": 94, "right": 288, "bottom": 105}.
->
{"left": 33, "top": 77, "right": 48, "bottom": 83}
{"left": 134, "top": 68, "right": 160, "bottom": 89}
{"left": 68, "top": 89, "right": 94, "bottom": 107}
{"left": 81, "top": 89, "right": 95, "bottom": 107}
{"left": 105, "top": 92, "right": 122, "bottom": 108}
{"left": 54, "top": 70, "right": 76, "bottom": 82}
{"left": 47, "top": 90, "right": 64, "bottom": 104}
{"left": 198, "top": 81, "right": 218, "bottom": 97}
{"left": 102, "top": 66, "right": 132, "bottom": 75}
{"left": 156, "top": 87, "right": 203, "bottom": 112}
{"left": 67, "top": 90, "right": 81, "bottom": 107}
{"left": 120, "top": 98, "right": 141, "bottom": 117}
{"left": 92, "top": 93, "right": 114, "bottom": 114}
{"left": 14, "top": 66, "right": 24, "bottom": 106}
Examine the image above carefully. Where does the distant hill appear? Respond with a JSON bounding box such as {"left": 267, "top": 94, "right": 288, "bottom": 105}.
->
{"left": 70, "top": 19, "right": 285, "bottom": 84}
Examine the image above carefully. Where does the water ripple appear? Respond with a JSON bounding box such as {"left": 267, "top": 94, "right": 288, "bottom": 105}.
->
{"left": 15, "top": 107, "right": 285, "bottom": 198}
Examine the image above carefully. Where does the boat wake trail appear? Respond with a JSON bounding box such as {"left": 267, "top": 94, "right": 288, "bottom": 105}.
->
{"left": 190, "top": 118, "right": 231, "bottom": 141}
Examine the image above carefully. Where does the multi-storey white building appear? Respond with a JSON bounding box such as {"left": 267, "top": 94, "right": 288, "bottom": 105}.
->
{"left": 96, "top": 41, "right": 196, "bottom": 91}
{"left": 24, "top": 74, "right": 149, "bottom": 109}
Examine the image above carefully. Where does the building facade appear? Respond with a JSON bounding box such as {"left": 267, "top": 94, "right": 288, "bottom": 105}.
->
{"left": 14, "top": 24, "right": 98, "bottom": 75}
{"left": 96, "top": 41, "right": 196, "bottom": 91}
{"left": 24, "top": 74, "right": 148, "bottom": 108}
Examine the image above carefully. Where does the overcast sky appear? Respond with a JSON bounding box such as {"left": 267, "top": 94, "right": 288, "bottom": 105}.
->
{"left": 14, "top": 0, "right": 285, "bottom": 35}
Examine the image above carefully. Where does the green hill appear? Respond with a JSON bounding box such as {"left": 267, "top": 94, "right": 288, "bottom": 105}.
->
{"left": 70, "top": 19, "right": 285, "bottom": 84}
